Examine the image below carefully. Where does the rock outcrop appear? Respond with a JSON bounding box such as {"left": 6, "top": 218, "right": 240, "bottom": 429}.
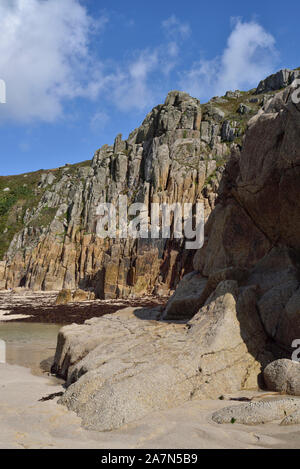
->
{"left": 256, "top": 68, "right": 300, "bottom": 94}
{"left": 212, "top": 398, "right": 300, "bottom": 425}
{"left": 50, "top": 70, "right": 300, "bottom": 430}
{"left": 263, "top": 360, "right": 300, "bottom": 396}
{"left": 52, "top": 280, "right": 269, "bottom": 431}
{"left": 0, "top": 91, "right": 227, "bottom": 297}
{"left": 173, "top": 83, "right": 300, "bottom": 350}
{"left": 55, "top": 289, "right": 95, "bottom": 305}
{"left": 2, "top": 67, "right": 300, "bottom": 429}
{"left": 1, "top": 76, "right": 287, "bottom": 298}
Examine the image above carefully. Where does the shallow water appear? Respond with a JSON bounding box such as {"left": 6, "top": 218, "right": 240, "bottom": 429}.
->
{"left": 0, "top": 322, "right": 62, "bottom": 375}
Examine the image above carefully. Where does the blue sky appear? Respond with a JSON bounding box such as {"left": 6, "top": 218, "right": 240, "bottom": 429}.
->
{"left": 0, "top": 0, "right": 299, "bottom": 175}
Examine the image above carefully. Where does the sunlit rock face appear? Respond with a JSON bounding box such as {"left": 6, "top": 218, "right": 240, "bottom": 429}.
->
{"left": 1, "top": 69, "right": 299, "bottom": 304}
{"left": 49, "top": 71, "right": 300, "bottom": 431}
{"left": 0, "top": 90, "right": 231, "bottom": 297}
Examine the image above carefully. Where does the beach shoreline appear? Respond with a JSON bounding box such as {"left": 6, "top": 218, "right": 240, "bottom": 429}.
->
{"left": 1, "top": 362, "right": 300, "bottom": 449}
{"left": 1, "top": 290, "right": 300, "bottom": 449}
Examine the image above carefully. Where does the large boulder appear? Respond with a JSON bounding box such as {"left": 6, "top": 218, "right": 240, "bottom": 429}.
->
{"left": 248, "top": 247, "right": 300, "bottom": 346}
{"left": 54, "top": 280, "right": 268, "bottom": 431}
{"left": 263, "top": 359, "right": 300, "bottom": 396}
{"left": 72, "top": 289, "right": 95, "bottom": 302}
{"left": 162, "top": 272, "right": 207, "bottom": 320}
{"left": 212, "top": 398, "right": 300, "bottom": 425}
{"left": 193, "top": 200, "right": 271, "bottom": 276}
{"left": 55, "top": 289, "right": 72, "bottom": 305}
{"left": 163, "top": 267, "right": 249, "bottom": 320}
{"left": 193, "top": 86, "right": 300, "bottom": 350}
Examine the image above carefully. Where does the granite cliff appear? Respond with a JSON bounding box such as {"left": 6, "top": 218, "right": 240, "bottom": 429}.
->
{"left": 2, "top": 67, "right": 300, "bottom": 430}
{"left": 49, "top": 68, "right": 300, "bottom": 431}
{"left": 3, "top": 69, "right": 298, "bottom": 298}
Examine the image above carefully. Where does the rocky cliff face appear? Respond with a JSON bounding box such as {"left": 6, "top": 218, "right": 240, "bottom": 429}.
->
{"left": 167, "top": 76, "right": 300, "bottom": 352}
{"left": 51, "top": 70, "right": 300, "bottom": 431}
{"left": 0, "top": 68, "right": 299, "bottom": 300}
{"left": 0, "top": 82, "right": 272, "bottom": 297}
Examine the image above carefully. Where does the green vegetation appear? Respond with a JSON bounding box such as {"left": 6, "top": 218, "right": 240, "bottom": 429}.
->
{"left": 203, "top": 153, "right": 227, "bottom": 188}
{"left": 30, "top": 206, "right": 58, "bottom": 228}
{"left": 0, "top": 170, "right": 44, "bottom": 259}
{"left": 0, "top": 159, "right": 91, "bottom": 260}
{"left": 213, "top": 90, "right": 257, "bottom": 115}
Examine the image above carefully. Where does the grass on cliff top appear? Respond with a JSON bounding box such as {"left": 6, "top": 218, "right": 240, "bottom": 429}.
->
{"left": 0, "top": 160, "right": 92, "bottom": 260}
{"left": 206, "top": 90, "right": 259, "bottom": 117}
{"left": 0, "top": 170, "right": 44, "bottom": 259}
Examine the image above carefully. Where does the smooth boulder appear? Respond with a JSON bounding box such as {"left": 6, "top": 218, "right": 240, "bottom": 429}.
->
{"left": 263, "top": 359, "right": 300, "bottom": 396}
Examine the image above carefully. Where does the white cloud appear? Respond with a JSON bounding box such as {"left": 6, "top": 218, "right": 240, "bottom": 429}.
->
{"left": 162, "top": 15, "right": 191, "bottom": 40}
{"left": 160, "top": 15, "right": 191, "bottom": 75}
{"left": 111, "top": 50, "right": 160, "bottom": 112}
{"left": 111, "top": 16, "right": 192, "bottom": 112}
{"left": 0, "top": 4, "right": 191, "bottom": 121}
{"left": 0, "top": 7, "right": 277, "bottom": 126}
{"left": 180, "top": 19, "right": 278, "bottom": 100}
{"left": 90, "top": 111, "right": 110, "bottom": 132}
{"left": 0, "top": 0, "right": 108, "bottom": 123}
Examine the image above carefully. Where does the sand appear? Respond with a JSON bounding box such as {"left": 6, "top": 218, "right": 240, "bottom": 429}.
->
{"left": 1, "top": 363, "right": 300, "bottom": 449}
{"left": 0, "top": 290, "right": 299, "bottom": 449}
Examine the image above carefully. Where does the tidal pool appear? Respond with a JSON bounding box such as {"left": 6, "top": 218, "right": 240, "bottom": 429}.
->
{"left": 0, "top": 322, "right": 62, "bottom": 375}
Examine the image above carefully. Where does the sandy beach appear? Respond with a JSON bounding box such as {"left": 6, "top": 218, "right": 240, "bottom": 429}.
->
{"left": 1, "top": 362, "right": 300, "bottom": 449}
{"left": 0, "top": 293, "right": 300, "bottom": 449}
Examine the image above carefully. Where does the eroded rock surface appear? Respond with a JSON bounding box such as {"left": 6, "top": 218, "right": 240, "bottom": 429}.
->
{"left": 4, "top": 68, "right": 300, "bottom": 431}
{"left": 50, "top": 72, "right": 300, "bottom": 430}
{"left": 53, "top": 280, "right": 269, "bottom": 431}
{"left": 167, "top": 82, "right": 300, "bottom": 350}
{"left": 256, "top": 68, "right": 300, "bottom": 94}
{"left": 281, "top": 409, "right": 300, "bottom": 426}
{"left": 1, "top": 74, "right": 289, "bottom": 298}
{"left": 264, "top": 360, "right": 300, "bottom": 396}
{"left": 212, "top": 398, "right": 300, "bottom": 425}
{"left": 0, "top": 91, "right": 224, "bottom": 298}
